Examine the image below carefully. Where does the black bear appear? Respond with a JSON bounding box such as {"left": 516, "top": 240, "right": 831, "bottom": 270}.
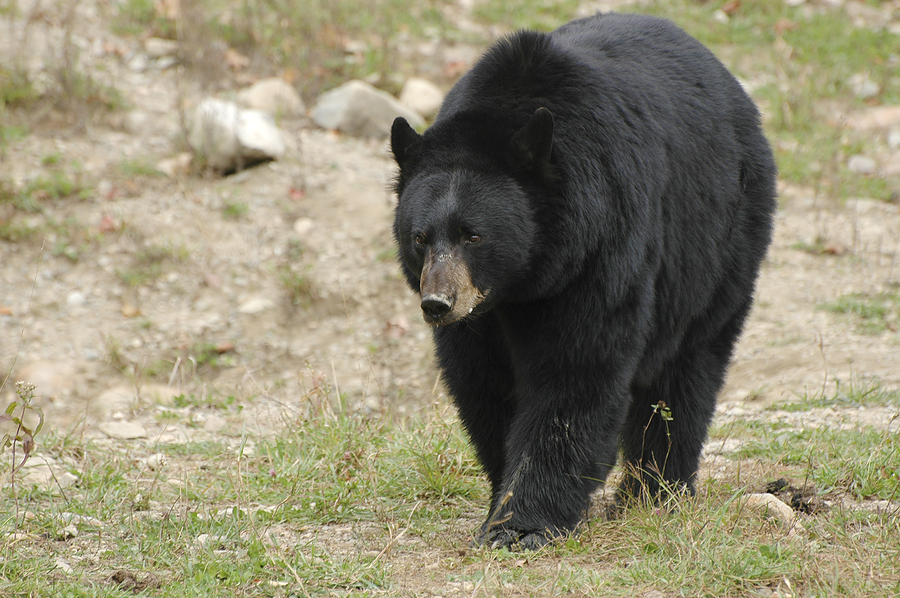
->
{"left": 390, "top": 13, "right": 776, "bottom": 550}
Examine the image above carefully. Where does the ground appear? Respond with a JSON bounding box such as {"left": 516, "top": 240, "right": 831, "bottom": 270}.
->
{"left": 1, "top": 0, "right": 899, "bottom": 596}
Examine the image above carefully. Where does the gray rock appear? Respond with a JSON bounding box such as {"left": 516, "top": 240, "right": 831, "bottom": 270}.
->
{"left": 236, "top": 78, "right": 305, "bottom": 117}
{"left": 311, "top": 79, "right": 425, "bottom": 138}
{"left": 187, "top": 98, "right": 285, "bottom": 172}
{"left": 399, "top": 77, "right": 443, "bottom": 119}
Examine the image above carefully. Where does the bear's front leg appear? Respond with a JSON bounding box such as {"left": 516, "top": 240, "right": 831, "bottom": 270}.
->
{"left": 473, "top": 376, "right": 631, "bottom": 550}
{"left": 475, "top": 293, "right": 649, "bottom": 550}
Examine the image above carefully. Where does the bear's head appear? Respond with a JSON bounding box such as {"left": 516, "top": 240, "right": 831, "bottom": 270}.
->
{"left": 390, "top": 108, "right": 556, "bottom": 325}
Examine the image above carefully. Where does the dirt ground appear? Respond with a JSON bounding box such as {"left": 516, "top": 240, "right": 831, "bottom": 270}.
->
{"left": 1, "top": 0, "right": 899, "bottom": 593}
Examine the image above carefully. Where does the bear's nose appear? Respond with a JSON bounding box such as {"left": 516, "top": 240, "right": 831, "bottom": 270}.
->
{"left": 421, "top": 294, "right": 453, "bottom": 319}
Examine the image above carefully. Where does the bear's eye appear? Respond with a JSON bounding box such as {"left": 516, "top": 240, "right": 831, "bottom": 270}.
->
{"left": 464, "top": 234, "right": 482, "bottom": 245}
{"left": 414, "top": 233, "right": 426, "bottom": 247}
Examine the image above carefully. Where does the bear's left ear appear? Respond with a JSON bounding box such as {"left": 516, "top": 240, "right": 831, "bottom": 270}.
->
{"left": 511, "top": 107, "right": 554, "bottom": 170}
{"left": 391, "top": 117, "right": 424, "bottom": 170}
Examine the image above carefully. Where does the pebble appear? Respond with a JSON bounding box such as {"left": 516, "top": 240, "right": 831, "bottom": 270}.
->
{"left": 887, "top": 128, "right": 900, "bottom": 149}
{"left": 66, "top": 290, "right": 86, "bottom": 308}
{"left": 743, "top": 493, "right": 795, "bottom": 529}
{"left": 98, "top": 421, "right": 148, "bottom": 440}
{"left": 848, "top": 73, "right": 880, "bottom": 100}
{"left": 145, "top": 453, "right": 167, "bottom": 470}
{"left": 237, "top": 296, "right": 275, "bottom": 314}
{"left": 144, "top": 37, "right": 179, "bottom": 59}
{"left": 847, "top": 155, "right": 877, "bottom": 174}
{"left": 293, "top": 217, "right": 314, "bottom": 236}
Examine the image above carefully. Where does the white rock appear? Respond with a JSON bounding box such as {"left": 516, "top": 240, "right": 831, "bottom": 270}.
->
{"left": 887, "top": 128, "right": 900, "bottom": 149}
{"left": 848, "top": 74, "right": 880, "bottom": 100}
{"left": 293, "top": 217, "right": 314, "bottom": 236}
{"left": 310, "top": 79, "right": 425, "bottom": 138}
{"left": 187, "top": 98, "right": 285, "bottom": 172}
{"left": 744, "top": 493, "right": 795, "bottom": 528}
{"left": 399, "top": 77, "right": 443, "bottom": 119}
{"left": 145, "top": 453, "right": 167, "bottom": 470}
{"left": 238, "top": 296, "right": 275, "bottom": 314}
{"left": 144, "top": 37, "right": 179, "bottom": 58}
{"left": 846, "top": 106, "right": 900, "bottom": 130}
{"left": 847, "top": 155, "right": 877, "bottom": 175}
{"left": 156, "top": 152, "right": 192, "bottom": 177}
{"left": 55, "top": 557, "right": 74, "bottom": 574}
{"left": 236, "top": 78, "right": 305, "bottom": 117}
{"left": 66, "top": 290, "right": 86, "bottom": 307}
{"left": 98, "top": 421, "right": 148, "bottom": 440}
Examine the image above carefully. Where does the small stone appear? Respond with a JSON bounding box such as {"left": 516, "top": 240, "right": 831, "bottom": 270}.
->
{"left": 127, "top": 53, "right": 149, "bottom": 72}
{"left": 98, "top": 421, "right": 148, "bottom": 440}
{"left": 144, "top": 37, "right": 179, "bottom": 58}
{"left": 237, "top": 296, "right": 275, "bottom": 314}
{"left": 399, "top": 77, "right": 444, "bottom": 119}
{"left": 887, "top": 128, "right": 900, "bottom": 149}
{"left": 145, "top": 453, "right": 167, "bottom": 470}
{"left": 293, "top": 217, "right": 314, "bottom": 236}
{"left": 712, "top": 9, "right": 729, "bottom": 23}
{"left": 156, "top": 152, "right": 193, "bottom": 177}
{"left": 55, "top": 557, "right": 74, "bottom": 574}
{"left": 847, "top": 155, "right": 877, "bottom": 175}
{"left": 849, "top": 73, "right": 880, "bottom": 100}
{"left": 846, "top": 106, "right": 900, "bottom": 130}
{"left": 66, "top": 290, "right": 86, "bottom": 308}
{"left": 744, "top": 493, "right": 795, "bottom": 528}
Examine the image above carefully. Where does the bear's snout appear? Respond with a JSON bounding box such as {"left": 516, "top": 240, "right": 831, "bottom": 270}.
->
{"left": 419, "top": 246, "right": 486, "bottom": 325}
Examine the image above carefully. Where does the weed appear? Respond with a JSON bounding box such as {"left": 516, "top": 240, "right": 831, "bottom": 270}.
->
{"left": 278, "top": 264, "right": 318, "bottom": 308}
{"left": 820, "top": 291, "right": 900, "bottom": 334}
{"left": 222, "top": 200, "right": 249, "bottom": 219}
{"left": 118, "top": 241, "right": 190, "bottom": 286}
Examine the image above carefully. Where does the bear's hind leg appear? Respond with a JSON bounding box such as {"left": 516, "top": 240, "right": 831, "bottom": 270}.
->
{"left": 618, "top": 301, "right": 752, "bottom": 503}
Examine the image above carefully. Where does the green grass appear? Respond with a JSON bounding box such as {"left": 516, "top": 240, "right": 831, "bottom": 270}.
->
{"left": 769, "top": 377, "right": 900, "bottom": 413}
{"left": 733, "top": 426, "right": 899, "bottom": 501}
{"left": 117, "top": 241, "right": 190, "bottom": 287}
{"left": 4, "top": 378, "right": 899, "bottom": 597}
{"left": 820, "top": 291, "right": 900, "bottom": 334}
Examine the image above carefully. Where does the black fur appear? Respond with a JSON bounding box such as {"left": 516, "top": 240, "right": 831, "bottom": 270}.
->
{"left": 391, "top": 13, "right": 776, "bottom": 550}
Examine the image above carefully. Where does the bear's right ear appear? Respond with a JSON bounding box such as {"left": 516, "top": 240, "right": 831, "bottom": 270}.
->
{"left": 391, "top": 117, "right": 424, "bottom": 170}
{"left": 511, "top": 107, "right": 554, "bottom": 171}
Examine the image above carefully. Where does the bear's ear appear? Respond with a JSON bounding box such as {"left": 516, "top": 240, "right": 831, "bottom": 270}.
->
{"left": 511, "top": 107, "right": 554, "bottom": 170}
{"left": 391, "top": 117, "right": 424, "bottom": 169}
